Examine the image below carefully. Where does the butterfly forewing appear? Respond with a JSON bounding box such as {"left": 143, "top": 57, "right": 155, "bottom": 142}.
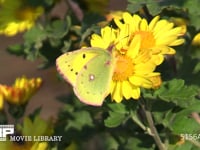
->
{"left": 56, "top": 47, "right": 108, "bottom": 86}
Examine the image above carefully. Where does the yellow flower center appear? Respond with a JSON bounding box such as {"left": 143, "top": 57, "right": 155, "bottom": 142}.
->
{"left": 113, "top": 55, "right": 134, "bottom": 81}
{"left": 135, "top": 31, "right": 155, "bottom": 49}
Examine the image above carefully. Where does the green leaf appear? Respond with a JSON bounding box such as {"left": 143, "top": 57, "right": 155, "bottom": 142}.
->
{"left": 193, "top": 61, "right": 200, "bottom": 74}
{"left": 177, "top": 54, "right": 200, "bottom": 87}
{"left": 152, "top": 79, "right": 199, "bottom": 108}
{"left": 46, "top": 16, "right": 71, "bottom": 39}
{"left": 168, "top": 140, "right": 194, "bottom": 150}
{"left": 65, "top": 110, "right": 93, "bottom": 131}
{"left": 124, "top": 136, "right": 154, "bottom": 150}
{"left": 7, "top": 44, "right": 24, "bottom": 56}
{"left": 159, "top": 0, "right": 200, "bottom": 29}
{"left": 61, "top": 40, "right": 72, "bottom": 53}
{"left": 127, "top": 0, "right": 162, "bottom": 15}
{"left": 100, "top": 133, "right": 119, "bottom": 150}
{"left": 18, "top": 115, "right": 53, "bottom": 137}
{"left": 24, "top": 25, "right": 47, "bottom": 45}
{"left": 151, "top": 100, "right": 175, "bottom": 125}
{"left": 104, "top": 111, "right": 127, "bottom": 128}
{"left": 107, "top": 103, "right": 127, "bottom": 113}
{"left": 171, "top": 102, "right": 200, "bottom": 134}
{"left": 104, "top": 103, "right": 128, "bottom": 128}
{"left": 81, "top": 13, "right": 105, "bottom": 32}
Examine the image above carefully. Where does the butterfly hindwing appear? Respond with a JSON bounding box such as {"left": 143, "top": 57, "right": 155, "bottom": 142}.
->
{"left": 74, "top": 52, "right": 114, "bottom": 106}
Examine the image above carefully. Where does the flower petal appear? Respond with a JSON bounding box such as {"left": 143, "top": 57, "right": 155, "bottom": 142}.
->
{"left": 129, "top": 75, "right": 152, "bottom": 88}
{"left": 131, "top": 86, "right": 140, "bottom": 99}
{"left": 126, "top": 35, "right": 141, "bottom": 59}
{"left": 122, "top": 80, "right": 133, "bottom": 99}
{"left": 111, "top": 81, "right": 123, "bottom": 103}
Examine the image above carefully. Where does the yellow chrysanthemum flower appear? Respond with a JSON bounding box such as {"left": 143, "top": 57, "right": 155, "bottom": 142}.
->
{"left": 0, "top": 76, "right": 42, "bottom": 105}
{"left": 114, "top": 12, "right": 185, "bottom": 65}
{"left": 192, "top": 32, "right": 200, "bottom": 46}
{"left": 105, "top": 11, "right": 123, "bottom": 22}
{"left": 91, "top": 26, "right": 161, "bottom": 102}
{"left": 169, "top": 17, "right": 187, "bottom": 36}
{"left": 2, "top": 141, "right": 48, "bottom": 150}
{"left": 0, "top": 91, "right": 3, "bottom": 110}
{"left": 0, "top": 0, "right": 44, "bottom": 36}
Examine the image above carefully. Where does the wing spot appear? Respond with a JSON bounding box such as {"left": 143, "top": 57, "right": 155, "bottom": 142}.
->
{"left": 75, "top": 72, "right": 78, "bottom": 75}
{"left": 89, "top": 74, "right": 95, "bottom": 81}
{"left": 70, "top": 68, "right": 73, "bottom": 71}
{"left": 105, "top": 60, "right": 111, "bottom": 66}
{"left": 82, "top": 54, "right": 86, "bottom": 59}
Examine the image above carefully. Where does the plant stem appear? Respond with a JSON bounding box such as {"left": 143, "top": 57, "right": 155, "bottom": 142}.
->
{"left": 131, "top": 111, "right": 146, "bottom": 131}
{"left": 141, "top": 103, "right": 166, "bottom": 150}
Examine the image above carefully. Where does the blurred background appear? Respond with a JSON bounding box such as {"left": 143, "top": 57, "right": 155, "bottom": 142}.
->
{"left": 0, "top": 0, "right": 127, "bottom": 120}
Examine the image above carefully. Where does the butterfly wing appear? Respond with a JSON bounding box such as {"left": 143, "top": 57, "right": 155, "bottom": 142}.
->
{"left": 74, "top": 50, "right": 115, "bottom": 106}
{"left": 56, "top": 47, "right": 115, "bottom": 106}
{"left": 56, "top": 47, "right": 105, "bottom": 86}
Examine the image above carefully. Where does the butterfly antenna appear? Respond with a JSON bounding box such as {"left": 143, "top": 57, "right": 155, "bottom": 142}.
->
{"left": 107, "top": 26, "right": 115, "bottom": 52}
{"left": 107, "top": 24, "right": 130, "bottom": 53}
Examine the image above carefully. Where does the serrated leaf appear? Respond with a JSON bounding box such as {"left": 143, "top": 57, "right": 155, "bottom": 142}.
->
{"left": 171, "top": 102, "right": 200, "bottom": 134}
{"left": 105, "top": 103, "right": 128, "bottom": 128}
{"left": 151, "top": 100, "right": 175, "bottom": 125}
{"left": 104, "top": 112, "right": 127, "bottom": 128}
{"left": 153, "top": 79, "right": 199, "bottom": 108}
{"left": 158, "top": 0, "right": 185, "bottom": 6}
{"left": 19, "top": 116, "right": 53, "bottom": 136}
{"left": 127, "top": 0, "right": 162, "bottom": 15}
{"left": 24, "top": 25, "right": 47, "bottom": 44}
{"left": 46, "top": 17, "right": 71, "bottom": 39}
{"left": 107, "top": 103, "right": 127, "bottom": 114}
{"left": 127, "top": 0, "right": 145, "bottom": 13}
{"left": 101, "top": 134, "right": 118, "bottom": 150}
{"left": 124, "top": 136, "right": 154, "bottom": 150}
{"left": 65, "top": 111, "right": 93, "bottom": 131}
